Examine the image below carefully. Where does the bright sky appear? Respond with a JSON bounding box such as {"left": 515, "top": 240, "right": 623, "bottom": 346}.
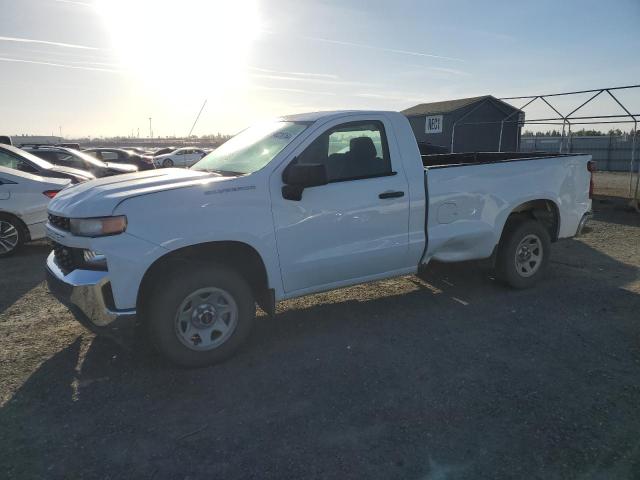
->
{"left": 0, "top": 0, "right": 638, "bottom": 138}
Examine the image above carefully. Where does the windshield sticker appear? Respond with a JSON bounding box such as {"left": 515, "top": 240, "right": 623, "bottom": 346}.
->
{"left": 272, "top": 132, "right": 292, "bottom": 140}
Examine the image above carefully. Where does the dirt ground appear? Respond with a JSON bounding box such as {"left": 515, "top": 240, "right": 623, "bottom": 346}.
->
{"left": 1, "top": 172, "right": 639, "bottom": 479}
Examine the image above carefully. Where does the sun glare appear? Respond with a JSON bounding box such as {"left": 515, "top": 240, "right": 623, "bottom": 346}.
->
{"left": 97, "top": 0, "right": 260, "bottom": 104}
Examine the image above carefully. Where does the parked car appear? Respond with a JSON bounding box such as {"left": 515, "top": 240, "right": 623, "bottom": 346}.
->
{"left": 0, "top": 166, "right": 70, "bottom": 257}
{"left": 23, "top": 146, "right": 138, "bottom": 177}
{"left": 45, "top": 110, "right": 593, "bottom": 367}
{"left": 152, "top": 147, "right": 177, "bottom": 157}
{"left": 0, "top": 144, "right": 95, "bottom": 183}
{"left": 83, "top": 148, "right": 155, "bottom": 171}
{"left": 153, "top": 147, "right": 207, "bottom": 168}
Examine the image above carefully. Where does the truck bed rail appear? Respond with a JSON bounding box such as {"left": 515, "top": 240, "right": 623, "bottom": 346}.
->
{"left": 422, "top": 151, "right": 578, "bottom": 168}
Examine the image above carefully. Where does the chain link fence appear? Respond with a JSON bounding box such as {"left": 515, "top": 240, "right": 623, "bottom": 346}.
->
{"left": 520, "top": 135, "right": 636, "bottom": 172}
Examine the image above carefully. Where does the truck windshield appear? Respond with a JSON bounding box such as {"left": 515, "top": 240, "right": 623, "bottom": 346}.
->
{"left": 192, "top": 121, "right": 309, "bottom": 175}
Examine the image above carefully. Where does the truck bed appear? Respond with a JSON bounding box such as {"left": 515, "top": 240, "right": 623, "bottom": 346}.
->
{"left": 421, "top": 152, "right": 592, "bottom": 264}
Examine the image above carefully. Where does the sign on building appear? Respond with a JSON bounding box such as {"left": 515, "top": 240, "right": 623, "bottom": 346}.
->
{"left": 425, "top": 115, "right": 443, "bottom": 134}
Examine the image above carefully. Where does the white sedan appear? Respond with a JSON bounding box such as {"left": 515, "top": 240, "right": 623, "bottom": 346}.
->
{"left": 0, "top": 166, "right": 70, "bottom": 257}
{"left": 154, "top": 147, "right": 208, "bottom": 168}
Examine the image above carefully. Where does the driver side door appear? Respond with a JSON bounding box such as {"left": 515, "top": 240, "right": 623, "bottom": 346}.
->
{"left": 270, "top": 117, "right": 412, "bottom": 294}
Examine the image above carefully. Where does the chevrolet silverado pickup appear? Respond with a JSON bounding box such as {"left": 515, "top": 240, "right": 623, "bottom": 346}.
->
{"left": 45, "top": 111, "right": 593, "bottom": 367}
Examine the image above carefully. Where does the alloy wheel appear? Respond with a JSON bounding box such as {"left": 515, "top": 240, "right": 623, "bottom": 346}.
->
{"left": 0, "top": 220, "right": 19, "bottom": 254}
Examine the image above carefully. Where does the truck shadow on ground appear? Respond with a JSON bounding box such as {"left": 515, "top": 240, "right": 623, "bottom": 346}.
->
{"left": 2, "top": 221, "right": 640, "bottom": 478}
{"left": 592, "top": 195, "right": 640, "bottom": 228}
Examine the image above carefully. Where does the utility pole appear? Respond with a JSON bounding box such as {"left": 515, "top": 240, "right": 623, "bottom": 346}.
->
{"left": 59, "top": 126, "right": 62, "bottom": 139}
{"left": 149, "top": 117, "right": 153, "bottom": 139}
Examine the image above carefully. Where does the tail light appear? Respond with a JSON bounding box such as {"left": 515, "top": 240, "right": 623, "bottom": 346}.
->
{"left": 43, "top": 190, "right": 60, "bottom": 198}
{"left": 587, "top": 160, "right": 596, "bottom": 199}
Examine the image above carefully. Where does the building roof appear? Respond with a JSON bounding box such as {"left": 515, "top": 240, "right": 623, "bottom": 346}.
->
{"left": 401, "top": 95, "right": 519, "bottom": 116}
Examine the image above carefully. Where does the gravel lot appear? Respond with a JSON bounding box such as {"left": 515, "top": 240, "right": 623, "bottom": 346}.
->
{"left": 1, "top": 172, "right": 639, "bottom": 479}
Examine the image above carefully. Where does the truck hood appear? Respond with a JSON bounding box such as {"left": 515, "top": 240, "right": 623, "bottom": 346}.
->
{"left": 48, "top": 167, "right": 224, "bottom": 217}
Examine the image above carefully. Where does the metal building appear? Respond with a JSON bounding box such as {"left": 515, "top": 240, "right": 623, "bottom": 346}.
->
{"left": 402, "top": 95, "right": 524, "bottom": 153}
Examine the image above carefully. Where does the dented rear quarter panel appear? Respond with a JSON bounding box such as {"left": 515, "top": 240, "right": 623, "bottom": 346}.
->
{"left": 424, "top": 154, "right": 592, "bottom": 263}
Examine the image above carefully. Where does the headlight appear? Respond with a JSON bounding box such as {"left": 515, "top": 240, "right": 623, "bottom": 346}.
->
{"left": 70, "top": 216, "right": 127, "bottom": 237}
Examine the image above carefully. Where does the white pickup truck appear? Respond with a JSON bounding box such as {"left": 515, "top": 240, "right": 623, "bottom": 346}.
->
{"left": 45, "top": 111, "right": 593, "bottom": 367}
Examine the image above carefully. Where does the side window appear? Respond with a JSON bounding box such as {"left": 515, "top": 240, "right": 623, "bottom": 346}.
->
{"left": 0, "top": 151, "right": 19, "bottom": 169}
{"left": 17, "top": 160, "right": 38, "bottom": 173}
{"left": 56, "top": 153, "right": 84, "bottom": 169}
{"left": 101, "top": 151, "right": 118, "bottom": 161}
{"left": 297, "top": 121, "right": 391, "bottom": 182}
{"left": 36, "top": 151, "right": 59, "bottom": 163}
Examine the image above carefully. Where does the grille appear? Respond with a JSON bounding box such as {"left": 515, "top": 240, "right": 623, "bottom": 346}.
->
{"left": 48, "top": 214, "right": 70, "bottom": 231}
{"left": 51, "top": 241, "right": 83, "bottom": 274}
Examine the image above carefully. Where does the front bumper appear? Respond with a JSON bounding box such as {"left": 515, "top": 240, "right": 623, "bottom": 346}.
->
{"left": 45, "top": 251, "right": 136, "bottom": 333}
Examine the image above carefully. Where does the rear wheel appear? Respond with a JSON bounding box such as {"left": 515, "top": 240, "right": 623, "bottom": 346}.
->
{"left": 144, "top": 264, "right": 255, "bottom": 367}
{"left": 495, "top": 218, "right": 550, "bottom": 289}
{"left": 162, "top": 158, "right": 174, "bottom": 168}
{"left": 0, "top": 214, "right": 24, "bottom": 257}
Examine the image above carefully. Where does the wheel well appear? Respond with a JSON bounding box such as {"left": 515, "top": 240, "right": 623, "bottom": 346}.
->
{"left": 137, "top": 241, "right": 273, "bottom": 316}
{"left": 0, "top": 211, "right": 30, "bottom": 241}
{"left": 507, "top": 199, "right": 560, "bottom": 241}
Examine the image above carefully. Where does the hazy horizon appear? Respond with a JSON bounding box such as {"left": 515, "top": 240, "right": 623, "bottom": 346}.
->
{"left": 1, "top": 0, "right": 639, "bottom": 138}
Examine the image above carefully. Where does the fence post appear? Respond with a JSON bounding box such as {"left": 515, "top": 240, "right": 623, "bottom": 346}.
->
{"left": 607, "top": 133, "right": 612, "bottom": 171}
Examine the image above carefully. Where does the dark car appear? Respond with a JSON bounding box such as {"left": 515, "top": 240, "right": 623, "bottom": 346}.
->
{"left": 0, "top": 144, "right": 94, "bottom": 183}
{"left": 23, "top": 146, "right": 138, "bottom": 177}
{"left": 83, "top": 148, "right": 155, "bottom": 171}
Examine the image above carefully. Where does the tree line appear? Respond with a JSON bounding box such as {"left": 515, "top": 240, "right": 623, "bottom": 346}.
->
{"left": 522, "top": 128, "right": 631, "bottom": 137}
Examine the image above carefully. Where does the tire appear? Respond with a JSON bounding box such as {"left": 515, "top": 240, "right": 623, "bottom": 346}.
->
{"left": 144, "top": 264, "right": 255, "bottom": 367}
{"left": 162, "top": 158, "right": 174, "bottom": 168}
{"left": 0, "top": 214, "right": 24, "bottom": 258}
{"left": 495, "top": 217, "right": 551, "bottom": 289}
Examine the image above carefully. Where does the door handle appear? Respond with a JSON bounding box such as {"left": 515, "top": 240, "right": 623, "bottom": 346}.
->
{"left": 379, "top": 190, "right": 405, "bottom": 199}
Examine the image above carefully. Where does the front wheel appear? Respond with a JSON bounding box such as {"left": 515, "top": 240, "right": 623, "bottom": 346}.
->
{"left": 162, "top": 158, "right": 174, "bottom": 168}
{"left": 495, "top": 218, "right": 551, "bottom": 289}
{"left": 144, "top": 264, "right": 255, "bottom": 367}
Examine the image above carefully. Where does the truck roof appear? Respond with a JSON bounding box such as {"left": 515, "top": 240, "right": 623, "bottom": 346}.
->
{"left": 281, "top": 110, "right": 397, "bottom": 122}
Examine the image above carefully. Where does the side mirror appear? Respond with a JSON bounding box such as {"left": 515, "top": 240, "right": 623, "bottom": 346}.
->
{"left": 282, "top": 163, "right": 328, "bottom": 201}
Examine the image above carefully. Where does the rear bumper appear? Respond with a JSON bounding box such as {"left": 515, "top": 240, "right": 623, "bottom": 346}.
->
{"left": 45, "top": 251, "right": 136, "bottom": 334}
{"left": 575, "top": 211, "right": 593, "bottom": 237}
